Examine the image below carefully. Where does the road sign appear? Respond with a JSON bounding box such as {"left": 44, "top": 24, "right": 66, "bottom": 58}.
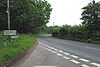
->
{"left": 3, "top": 30, "right": 17, "bottom": 35}
{"left": 11, "top": 36, "right": 18, "bottom": 39}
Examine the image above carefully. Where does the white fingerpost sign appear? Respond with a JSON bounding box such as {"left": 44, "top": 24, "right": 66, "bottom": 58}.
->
{"left": 3, "top": 30, "right": 17, "bottom": 35}
{"left": 11, "top": 36, "right": 18, "bottom": 39}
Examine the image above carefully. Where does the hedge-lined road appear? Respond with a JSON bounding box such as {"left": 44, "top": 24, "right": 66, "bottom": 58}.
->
{"left": 18, "top": 34, "right": 100, "bottom": 67}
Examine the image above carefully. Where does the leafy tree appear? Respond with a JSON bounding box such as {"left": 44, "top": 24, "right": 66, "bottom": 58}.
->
{"left": 0, "top": 0, "right": 52, "bottom": 33}
{"left": 81, "top": 2, "right": 100, "bottom": 38}
{"left": 0, "top": 0, "right": 8, "bottom": 30}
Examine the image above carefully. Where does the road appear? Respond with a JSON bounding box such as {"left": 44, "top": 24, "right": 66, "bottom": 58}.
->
{"left": 17, "top": 34, "right": 100, "bottom": 67}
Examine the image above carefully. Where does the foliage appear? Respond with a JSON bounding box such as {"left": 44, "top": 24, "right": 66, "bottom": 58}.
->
{"left": 51, "top": 1, "right": 100, "bottom": 44}
{"left": 0, "top": 0, "right": 52, "bottom": 33}
{"left": 0, "top": 32, "right": 47, "bottom": 66}
{"left": 47, "top": 26, "right": 61, "bottom": 34}
{"left": 51, "top": 24, "right": 100, "bottom": 44}
{"left": 81, "top": 2, "right": 100, "bottom": 37}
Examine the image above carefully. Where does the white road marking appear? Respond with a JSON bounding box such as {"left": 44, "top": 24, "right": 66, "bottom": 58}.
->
{"left": 51, "top": 51, "right": 56, "bottom": 54}
{"left": 63, "top": 56, "right": 70, "bottom": 60}
{"left": 53, "top": 48, "right": 58, "bottom": 51}
{"left": 56, "top": 53, "right": 63, "bottom": 56}
{"left": 58, "top": 50, "right": 63, "bottom": 53}
{"left": 39, "top": 42, "right": 41, "bottom": 44}
{"left": 48, "top": 49, "right": 52, "bottom": 52}
{"left": 70, "top": 55, "right": 79, "bottom": 58}
{"left": 70, "top": 60, "right": 80, "bottom": 64}
{"left": 79, "top": 58, "right": 90, "bottom": 62}
{"left": 43, "top": 46, "right": 49, "bottom": 50}
{"left": 39, "top": 42, "right": 46, "bottom": 45}
{"left": 32, "top": 66, "right": 57, "bottom": 67}
{"left": 39, "top": 42, "right": 100, "bottom": 67}
{"left": 81, "top": 64, "right": 90, "bottom": 67}
{"left": 63, "top": 52, "right": 70, "bottom": 55}
{"left": 45, "top": 45, "right": 50, "bottom": 48}
{"left": 91, "top": 62, "right": 100, "bottom": 67}
{"left": 49, "top": 47, "right": 55, "bottom": 50}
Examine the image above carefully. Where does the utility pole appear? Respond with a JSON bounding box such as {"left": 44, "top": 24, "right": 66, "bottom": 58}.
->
{"left": 53, "top": 22, "right": 54, "bottom": 26}
{"left": 92, "top": 0, "right": 95, "bottom": 4}
{"left": 7, "top": 0, "right": 11, "bottom": 42}
{"left": 7, "top": 0, "right": 10, "bottom": 30}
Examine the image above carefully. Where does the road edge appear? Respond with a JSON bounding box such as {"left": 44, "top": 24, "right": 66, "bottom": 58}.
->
{"left": 9, "top": 41, "right": 39, "bottom": 67}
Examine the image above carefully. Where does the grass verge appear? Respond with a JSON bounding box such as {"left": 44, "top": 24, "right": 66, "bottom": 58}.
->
{"left": 0, "top": 33, "right": 46, "bottom": 66}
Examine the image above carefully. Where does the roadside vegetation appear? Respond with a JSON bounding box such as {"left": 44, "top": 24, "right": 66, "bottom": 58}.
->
{"left": 0, "top": 0, "right": 52, "bottom": 33}
{"left": 0, "top": 33, "right": 36, "bottom": 65}
{"left": 50, "top": 1, "right": 100, "bottom": 45}
{"left": 0, "top": 32, "right": 47, "bottom": 66}
{"left": 0, "top": 0, "right": 51, "bottom": 66}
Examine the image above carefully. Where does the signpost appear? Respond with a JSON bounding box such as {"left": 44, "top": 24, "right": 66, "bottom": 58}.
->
{"left": 11, "top": 36, "right": 18, "bottom": 39}
{"left": 11, "top": 36, "right": 18, "bottom": 46}
{"left": 3, "top": 30, "right": 17, "bottom": 35}
{"left": 3, "top": 30, "right": 17, "bottom": 48}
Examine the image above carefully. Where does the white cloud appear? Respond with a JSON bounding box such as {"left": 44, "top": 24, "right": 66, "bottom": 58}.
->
{"left": 46, "top": 0, "right": 99, "bottom": 26}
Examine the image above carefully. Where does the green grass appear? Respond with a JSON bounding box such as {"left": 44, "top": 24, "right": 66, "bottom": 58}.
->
{"left": 0, "top": 33, "right": 46, "bottom": 65}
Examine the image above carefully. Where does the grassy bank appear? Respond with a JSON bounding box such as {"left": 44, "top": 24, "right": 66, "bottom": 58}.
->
{"left": 0, "top": 33, "right": 45, "bottom": 66}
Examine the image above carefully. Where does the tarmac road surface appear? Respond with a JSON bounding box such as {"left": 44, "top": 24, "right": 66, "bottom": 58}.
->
{"left": 17, "top": 34, "right": 100, "bottom": 67}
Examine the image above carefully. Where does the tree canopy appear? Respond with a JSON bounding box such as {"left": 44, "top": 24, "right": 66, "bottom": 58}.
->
{"left": 81, "top": 2, "right": 100, "bottom": 31}
{"left": 51, "top": 1, "right": 100, "bottom": 43}
{"left": 0, "top": 0, "right": 52, "bottom": 33}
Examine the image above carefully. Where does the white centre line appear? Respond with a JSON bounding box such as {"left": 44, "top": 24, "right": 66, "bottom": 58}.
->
{"left": 58, "top": 50, "right": 63, "bottom": 53}
{"left": 79, "top": 58, "right": 90, "bottom": 62}
{"left": 48, "top": 49, "right": 52, "bottom": 52}
{"left": 81, "top": 64, "right": 90, "bottom": 67}
{"left": 91, "top": 62, "right": 100, "bottom": 67}
{"left": 63, "top": 56, "right": 70, "bottom": 60}
{"left": 40, "top": 42, "right": 100, "bottom": 67}
{"left": 49, "top": 47, "right": 55, "bottom": 50}
{"left": 53, "top": 48, "right": 59, "bottom": 51}
{"left": 51, "top": 51, "right": 56, "bottom": 54}
{"left": 63, "top": 52, "right": 70, "bottom": 55}
{"left": 70, "top": 55, "right": 79, "bottom": 58}
{"left": 34, "top": 66, "right": 57, "bottom": 67}
{"left": 56, "top": 53, "right": 63, "bottom": 56}
{"left": 70, "top": 60, "right": 80, "bottom": 64}
{"left": 39, "top": 42, "right": 42, "bottom": 45}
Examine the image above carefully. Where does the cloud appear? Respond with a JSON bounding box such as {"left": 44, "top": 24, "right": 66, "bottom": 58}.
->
{"left": 46, "top": 0, "right": 99, "bottom": 26}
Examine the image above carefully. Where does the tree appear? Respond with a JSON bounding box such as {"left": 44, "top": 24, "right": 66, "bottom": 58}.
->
{"left": 81, "top": 1, "right": 100, "bottom": 38}
{"left": 0, "top": 0, "right": 8, "bottom": 30}
{"left": 0, "top": 0, "right": 52, "bottom": 33}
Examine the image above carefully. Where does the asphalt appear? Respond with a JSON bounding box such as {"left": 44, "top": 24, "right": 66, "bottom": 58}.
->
{"left": 18, "top": 44, "right": 80, "bottom": 67}
{"left": 17, "top": 34, "right": 100, "bottom": 67}
{"left": 37, "top": 34, "right": 100, "bottom": 63}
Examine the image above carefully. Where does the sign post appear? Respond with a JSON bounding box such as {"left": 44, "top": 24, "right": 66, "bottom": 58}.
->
{"left": 4, "top": 39, "right": 7, "bottom": 48}
{"left": 11, "top": 36, "right": 18, "bottom": 46}
{"left": 3, "top": 30, "right": 17, "bottom": 36}
{"left": 3, "top": 30, "right": 17, "bottom": 47}
{"left": 7, "top": 0, "right": 11, "bottom": 42}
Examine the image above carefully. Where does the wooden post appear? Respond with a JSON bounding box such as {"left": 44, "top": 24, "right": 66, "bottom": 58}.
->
{"left": 7, "top": 0, "right": 11, "bottom": 42}
{"left": 92, "top": 0, "right": 95, "bottom": 4}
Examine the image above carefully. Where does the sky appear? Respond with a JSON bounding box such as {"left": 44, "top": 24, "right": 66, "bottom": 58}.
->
{"left": 46, "top": 0, "right": 99, "bottom": 26}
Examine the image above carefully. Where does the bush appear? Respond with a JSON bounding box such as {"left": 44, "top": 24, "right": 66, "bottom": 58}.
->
{"left": 52, "top": 24, "right": 100, "bottom": 44}
{"left": 0, "top": 34, "right": 37, "bottom": 65}
{"left": 86, "top": 39, "right": 92, "bottom": 43}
